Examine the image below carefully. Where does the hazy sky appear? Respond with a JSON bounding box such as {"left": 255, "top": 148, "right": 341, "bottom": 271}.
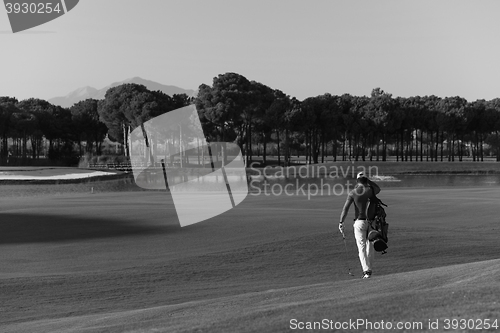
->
{"left": 1, "top": 0, "right": 500, "bottom": 102}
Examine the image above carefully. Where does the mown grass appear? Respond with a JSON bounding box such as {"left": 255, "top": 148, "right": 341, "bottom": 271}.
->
{"left": 0, "top": 175, "right": 144, "bottom": 197}
{"left": 248, "top": 161, "right": 500, "bottom": 176}
{"left": 1, "top": 187, "right": 499, "bottom": 332}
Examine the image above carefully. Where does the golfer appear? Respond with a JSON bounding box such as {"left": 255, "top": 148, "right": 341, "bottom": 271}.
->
{"left": 339, "top": 171, "right": 380, "bottom": 279}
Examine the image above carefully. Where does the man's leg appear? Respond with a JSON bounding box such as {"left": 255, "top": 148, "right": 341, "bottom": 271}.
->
{"left": 353, "top": 220, "right": 370, "bottom": 273}
{"left": 366, "top": 237, "right": 374, "bottom": 272}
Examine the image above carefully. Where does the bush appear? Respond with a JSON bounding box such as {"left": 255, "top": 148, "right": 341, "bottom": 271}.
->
{"left": 48, "top": 142, "right": 80, "bottom": 166}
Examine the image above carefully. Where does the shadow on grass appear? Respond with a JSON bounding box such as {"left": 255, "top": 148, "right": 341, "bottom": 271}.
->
{"left": 0, "top": 213, "right": 180, "bottom": 244}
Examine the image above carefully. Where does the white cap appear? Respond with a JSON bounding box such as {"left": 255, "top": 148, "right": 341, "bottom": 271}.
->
{"left": 357, "top": 171, "right": 366, "bottom": 179}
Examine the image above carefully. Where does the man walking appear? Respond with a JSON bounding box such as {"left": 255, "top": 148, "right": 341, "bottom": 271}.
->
{"left": 339, "top": 171, "right": 381, "bottom": 279}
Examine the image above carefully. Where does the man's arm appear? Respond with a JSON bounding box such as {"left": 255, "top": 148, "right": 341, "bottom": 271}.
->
{"left": 339, "top": 195, "right": 353, "bottom": 223}
{"left": 367, "top": 179, "right": 380, "bottom": 195}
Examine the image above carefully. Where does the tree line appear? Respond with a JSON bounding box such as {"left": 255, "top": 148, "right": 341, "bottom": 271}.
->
{"left": 1, "top": 72, "right": 499, "bottom": 166}
{"left": 195, "top": 73, "right": 500, "bottom": 164}
{"left": 0, "top": 88, "right": 191, "bottom": 165}
{"left": 0, "top": 96, "right": 107, "bottom": 164}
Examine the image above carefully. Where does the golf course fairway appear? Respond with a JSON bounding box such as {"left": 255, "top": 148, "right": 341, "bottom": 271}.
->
{"left": 1, "top": 185, "right": 499, "bottom": 332}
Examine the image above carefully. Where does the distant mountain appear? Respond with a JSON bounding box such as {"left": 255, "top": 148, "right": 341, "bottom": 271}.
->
{"left": 49, "top": 86, "right": 98, "bottom": 107}
{"left": 48, "top": 77, "right": 197, "bottom": 108}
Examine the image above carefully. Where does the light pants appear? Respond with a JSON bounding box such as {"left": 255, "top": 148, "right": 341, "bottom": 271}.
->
{"left": 353, "top": 219, "right": 374, "bottom": 272}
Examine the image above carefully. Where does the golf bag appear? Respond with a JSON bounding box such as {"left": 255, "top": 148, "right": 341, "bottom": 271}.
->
{"left": 367, "top": 191, "right": 389, "bottom": 254}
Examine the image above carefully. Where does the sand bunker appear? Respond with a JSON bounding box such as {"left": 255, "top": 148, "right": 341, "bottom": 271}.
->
{"left": 0, "top": 171, "right": 116, "bottom": 180}
{"left": 0, "top": 168, "right": 117, "bottom": 180}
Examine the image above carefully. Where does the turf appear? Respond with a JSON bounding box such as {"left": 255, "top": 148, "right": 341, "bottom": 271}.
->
{"left": 0, "top": 184, "right": 499, "bottom": 332}
{"left": 4, "top": 259, "right": 498, "bottom": 332}
{"left": 0, "top": 175, "right": 140, "bottom": 197}
{"left": 248, "top": 160, "right": 500, "bottom": 176}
